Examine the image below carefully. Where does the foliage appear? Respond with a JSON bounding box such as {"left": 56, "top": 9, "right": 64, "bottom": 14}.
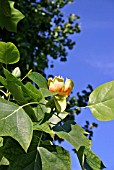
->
{"left": 0, "top": 0, "right": 80, "bottom": 76}
{"left": 0, "top": 0, "right": 113, "bottom": 169}
{"left": 0, "top": 41, "right": 106, "bottom": 169}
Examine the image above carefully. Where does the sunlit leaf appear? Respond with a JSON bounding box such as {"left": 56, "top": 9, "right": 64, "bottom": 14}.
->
{"left": 84, "top": 147, "right": 106, "bottom": 170}
{"left": 0, "top": 42, "right": 20, "bottom": 64}
{"left": 53, "top": 121, "right": 91, "bottom": 151}
{"left": 38, "top": 146, "right": 71, "bottom": 170}
{"left": 0, "top": 97, "right": 33, "bottom": 152}
{"left": 49, "top": 111, "right": 69, "bottom": 127}
{"left": 33, "top": 99, "right": 51, "bottom": 123}
{"left": 28, "top": 72, "right": 48, "bottom": 89}
{"left": 0, "top": 137, "right": 3, "bottom": 148}
{"left": 0, "top": 1, "right": 25, "bottom": 32}
{"left": 33, "top": 122, "right": 54, "bottom": 138}
{"left": 88, "top": 81, "right": 114, "bottom": 121}
{"left": 77, "top": 146, "right": 106, "bottom": 170}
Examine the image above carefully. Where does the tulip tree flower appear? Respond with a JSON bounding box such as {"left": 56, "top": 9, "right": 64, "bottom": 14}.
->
{"left": 48, "top": 76, "right": 74, "bottom": 112}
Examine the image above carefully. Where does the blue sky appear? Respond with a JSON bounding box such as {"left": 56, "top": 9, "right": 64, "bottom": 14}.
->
{"left": 46, "top": 0, "right": 114, "bottom": 169}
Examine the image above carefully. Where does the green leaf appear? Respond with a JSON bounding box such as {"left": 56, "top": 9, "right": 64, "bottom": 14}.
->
{"left": 0, "top": 137, "right": 3, "bottom": 148}
{"left": 0, "top": 42, "right": 20, "bottom": 64}
{"left": 53, "top": 121, "right": 91, "bottom": 151}
{"left": 0, "top": 97, "right": 33, "bottom": 152}
{"left": 84, "top": 147, "right": 106, "bottom": 170}
{"left": 3, "top": 68, "right": 44, "bottom": 120}
{"left": 28, "top": 72, "right": 48, "bottom": 89}
{"left": 40, "top": 88, "right": 57, "bottom": 97}
{"left": 2, "top": 136, "right": 42, "bottom": 170}
{"left": 25, "top": 82, "right": 43, "bottom": 102}
{"left": 2, "top": 68, "right": 38, "bottom": 120}
{"left": 0, "top": 1, "right": 25, "bottom": 32}
{"left": 0, "top": 157, "right": 9, "bottom": 166}
{"left": 33, "top": 100, "right": 51, "bottom": 123}
{"left": 77, "top": 146, "right": 106, "bottom": 170}
{"left": 0, "top": 0, "right": 11, "bottom": 17}
{"left": 33, "top": 122, "right": 55, "bottom": 138}
{"left": 38, "top": 146, "right": 71, "bottom": 170}
{"left": 88, "top": 81, "right": 114, "bottom": 121}
{"left": 49, "top": 111, "right": 69, "bottom": 127}
{"left": 77, "top": 146, "right": 85, "bottom": 170}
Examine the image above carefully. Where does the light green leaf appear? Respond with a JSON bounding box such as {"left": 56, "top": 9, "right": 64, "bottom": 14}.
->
{"left": 25, "top": 82, "right": 43, "bottom": 102}
{"left": 0, "top": 1, "right": 25, "bottom": 32}
{"left": 77, "top": 146, "right": 106, "bottom": 170}
{"left": 77, "top": 146, "right": 85, "bottom": 170}
{"left": 0, "top": 42, "right": 20, "bottom": 64}
{"left": 84, "top": 147, "right": 106, "bottom": 170}
{"left": 0, "top": 156, "right": 9, "bottom": 166}
{"left": 53, "top": 121, "right": 91, "bottom": 151}
{"left": 40, "top": 88, "right": 57, "bottom": 97}
{"left": 38, "top": 146, "right": 71, "bottom": 170}
{"left": 54, "top": 96, "right": 67, "bottom": 112}
{"left": 0, "top": 137, "right": 3, "bottom": 148}
{"left": 33, "top": 122, "right": 55, "bottom": 138}
{"left": 88, "top": 81, "right": 114, "bottom": 121}
{"left": 49, "top": 111, "right": 69, "bottom": 127}
{"left": 0, "top": 97, "right": 33, "bottom": 152}
{"left": 33, "top": 100, "right": 51, "bottom": 123}
{"left": 28, "top": 72, "right": 48, "bottom": 89}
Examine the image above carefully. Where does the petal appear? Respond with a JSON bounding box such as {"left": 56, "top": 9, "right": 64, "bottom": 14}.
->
{"left": 48, "top": 77, "right": 53, "bottom": 86}
{"left": 49, "top": 82, "right": 56, "bottom": 92}
{"left": 54, "top": 76, "right": 64, "bottom": 83}
{"left": 64, "top": 79, "right": 74, "bottom": 96}
{"left": 65, "top": 79, "right": 74, "bottom": 90}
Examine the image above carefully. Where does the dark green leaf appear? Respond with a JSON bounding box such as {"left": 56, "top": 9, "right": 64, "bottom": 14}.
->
{"left": 0, "top": 0, "right": 11, "bottom": 17}
{"left": 0, "top": 42, "right": 20, "bottom": 64}
{"left": 2, "top": 136, "right": 42, "bottom": 170}
{"left": 3, "top": 68, "right": 39, "bottom": 120}
{"left": 88, "top": 81, "right": 114, "bottom": 121}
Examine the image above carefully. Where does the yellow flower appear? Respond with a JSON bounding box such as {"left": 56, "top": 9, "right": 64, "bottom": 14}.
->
{"left": 48, "top": 76, "right": 74, "bottom": 97}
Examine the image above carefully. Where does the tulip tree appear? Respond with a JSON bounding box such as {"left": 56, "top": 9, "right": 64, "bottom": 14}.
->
{"left": 0, "top": 0, "right": 80, "bottom": 76}
{"left": 0, "top": 1, "right": 114, "bottom": 170}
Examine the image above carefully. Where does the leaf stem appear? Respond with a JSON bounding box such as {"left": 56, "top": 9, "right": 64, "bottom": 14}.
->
{"left": 38, "top": 132, "right": 43, "bottom": 147}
